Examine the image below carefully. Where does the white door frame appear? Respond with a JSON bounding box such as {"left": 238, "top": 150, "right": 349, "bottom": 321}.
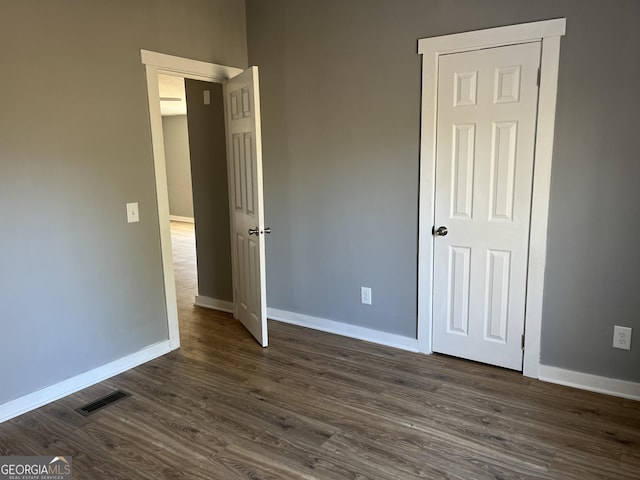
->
{"left": 417, "top": 19, "right": 566, "bottom": 378}
{"left": 140, "top": 50, "right": 242, "bottom": 350}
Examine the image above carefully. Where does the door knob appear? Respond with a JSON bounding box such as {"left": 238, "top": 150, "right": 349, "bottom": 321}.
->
{"left": 249, "top": 227, "right": 271, "bottom": 236}
{"left": 433, "top": 226, "right": 448, "bottom": 236}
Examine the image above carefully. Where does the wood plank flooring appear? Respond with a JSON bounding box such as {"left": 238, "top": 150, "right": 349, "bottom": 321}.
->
{"left": 1, "top": 221, "right": 639, "bottom": 479}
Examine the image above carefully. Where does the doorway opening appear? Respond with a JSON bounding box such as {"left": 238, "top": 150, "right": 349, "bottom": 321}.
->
{"left": 142, "top": 50, "right": 269, "bottom": 350}
{"left": 141, "top": 50, "right": 243, "bottom": 350}
{"left": 157, "top": 74, "right": 200, "bottom": 317}
{"left": 158, "top": 74, "right": 234, "bottom": 317}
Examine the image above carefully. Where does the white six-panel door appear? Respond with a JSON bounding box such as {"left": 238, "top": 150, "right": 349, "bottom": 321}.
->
{"left": 224, "top": 67, "right": 268, "bottom": 347}
{"left": 432, "top": 42, "right": 541, "bottom": 370}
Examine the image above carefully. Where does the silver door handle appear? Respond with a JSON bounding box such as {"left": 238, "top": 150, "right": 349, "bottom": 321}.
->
{"left": 433, "top": 226, "right": 448, "bottom": 236}
{"left": 249, "top": 227, "right": 271, "bottom": 236}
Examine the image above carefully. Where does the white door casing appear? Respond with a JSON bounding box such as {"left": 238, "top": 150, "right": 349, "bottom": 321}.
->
{"left": 417, "top": 20, "right": 566, "bottom": 377}
{"left": 432, "top": 42, "right": 540, "bottom": 370}
{"left": 224, "top": 67, "right": 268, "bottom": 347}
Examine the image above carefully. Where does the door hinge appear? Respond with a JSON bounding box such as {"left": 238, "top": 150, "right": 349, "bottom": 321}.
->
{"left": 537, "top": 68, "right": 541, "bottom": 87}
{"left": 521, "top": 334, "right": 525, "bottom": 350}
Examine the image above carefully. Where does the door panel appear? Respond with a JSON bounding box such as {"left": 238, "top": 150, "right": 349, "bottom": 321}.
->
{"left": 224, "top": 67, "right": 268, "bottom": 347}
{"left": 451, "top": 123, "right": 475, "bottom": 219}
{"left": 448, "top": 246, "right": 471, "bottom": 335}
{"left": 432, "top": 42, "right": 541, "bottom": 370}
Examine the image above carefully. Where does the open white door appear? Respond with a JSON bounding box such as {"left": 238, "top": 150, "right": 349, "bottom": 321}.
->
{"left": 224, "top": 67, "right": 268, "bottom": 347}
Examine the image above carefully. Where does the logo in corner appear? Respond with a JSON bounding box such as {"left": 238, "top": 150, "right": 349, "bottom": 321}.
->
{"left": 1, "top": 455, "right": 72, "bottom": 479}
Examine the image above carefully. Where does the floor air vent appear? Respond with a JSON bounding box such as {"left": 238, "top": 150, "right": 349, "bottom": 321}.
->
{"left": 76, "top": 390, "right": 131, "bottom": 416}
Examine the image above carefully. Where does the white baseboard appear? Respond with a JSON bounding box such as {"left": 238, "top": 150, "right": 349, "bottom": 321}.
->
{"left": 170, "top": 215, "right": 194, "bottom": 223}
{"left": 0, "top": 340, "right": 172, "bottom": 424}
{"left": 538, "top": 365, "right": 640, "bottom": 401}
{"left": 194, "top": 295, "right": 234, "bottom": 314}
{"left": 267, "top": 307, "right": 419, "bottom": 353}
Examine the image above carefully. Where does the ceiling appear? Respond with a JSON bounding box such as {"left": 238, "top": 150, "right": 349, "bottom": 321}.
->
{"left": 158, "top": 74, "right": 187, "bottom": 116}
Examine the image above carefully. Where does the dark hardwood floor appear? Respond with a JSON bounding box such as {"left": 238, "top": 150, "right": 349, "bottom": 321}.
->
{"left": 1, "top": 221, "right": 639, "bottom": 479}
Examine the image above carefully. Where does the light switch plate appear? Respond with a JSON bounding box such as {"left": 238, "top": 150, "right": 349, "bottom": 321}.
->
{"left": 126, "top": 202, "right": 139, "bottom": 223}
{"left": 203, "top": 90, "right": 211, "bottom": 105}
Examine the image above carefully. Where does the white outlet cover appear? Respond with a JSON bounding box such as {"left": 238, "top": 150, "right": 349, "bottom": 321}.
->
{"left": 361, "top": 286, "right": 372, "bottom": 305}
{"left": 613, "top": 325, "right": 632, "bottom": 351}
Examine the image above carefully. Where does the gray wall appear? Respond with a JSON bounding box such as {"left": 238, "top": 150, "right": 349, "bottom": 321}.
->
{"left": 0, "top": 0, "right": 247, "bottom": 405}
{"left": 162, "top": 115, "right": 194, "bottom": 219}
{"left": 247, "top": 0, "right": 640, "bottom": 382}
{"left": 185, "top": 81, "right": 233, "bottom": 302}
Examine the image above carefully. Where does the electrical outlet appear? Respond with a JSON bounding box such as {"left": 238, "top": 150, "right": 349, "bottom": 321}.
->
{"left": 126, "top": 202, "right": 139, "bottom": 223}
{"left": 361, "top": 286, "right": 372, "bottom": 305}
{"left": 613, "top": 325, "right": 632, "bottom": 350}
